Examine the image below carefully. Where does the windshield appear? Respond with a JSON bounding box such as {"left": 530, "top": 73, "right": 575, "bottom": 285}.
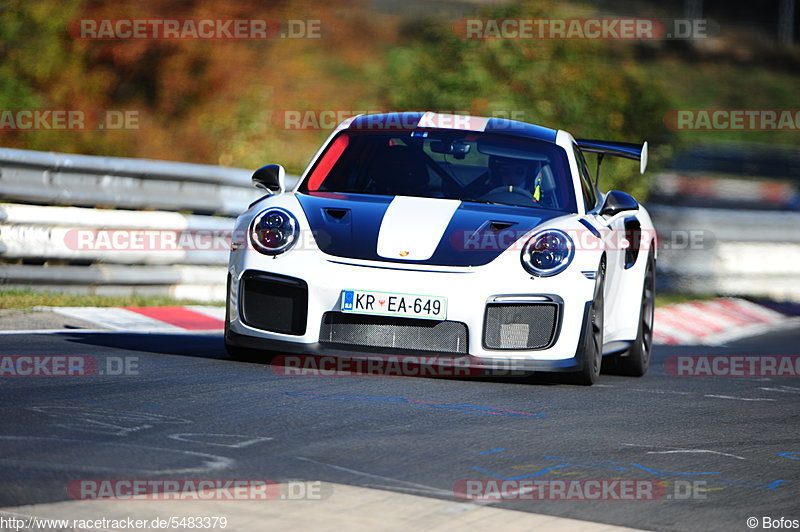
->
{"left": 299, "top": 130, "right": 577, "bottom": 212}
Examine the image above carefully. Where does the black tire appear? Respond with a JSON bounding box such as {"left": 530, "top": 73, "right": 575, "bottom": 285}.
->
{"left": 607, "top": 251, "right": 655, "bottom": 377}
{"left": 570, "top": 257, "right": 605, "bottom": 386}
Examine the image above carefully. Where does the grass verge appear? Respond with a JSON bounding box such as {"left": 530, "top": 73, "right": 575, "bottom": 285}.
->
{"left": 655, "top": 293, "right": 717, "bottom": 307}
{"left": 0, "top": 290, "right": 224, "bottom": 310}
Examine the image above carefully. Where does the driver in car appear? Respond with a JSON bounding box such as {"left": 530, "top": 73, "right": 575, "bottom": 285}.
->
{"left": 488, "top": 156, "right": 542, "bottom": 204}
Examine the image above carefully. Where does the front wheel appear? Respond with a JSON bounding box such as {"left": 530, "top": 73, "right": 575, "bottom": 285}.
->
{"left": 570, "top": 257, "right": 605, "bottom": 386}
{"left": 607, "top": 252, "right": 655, "bottom": 377}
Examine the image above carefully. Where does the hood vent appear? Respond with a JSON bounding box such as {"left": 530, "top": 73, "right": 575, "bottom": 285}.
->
{"left": 323, "top": 208, "right": 350, "bottom": 222}
{"left": 488, "top": 221, "right": 517, "bottom": 232}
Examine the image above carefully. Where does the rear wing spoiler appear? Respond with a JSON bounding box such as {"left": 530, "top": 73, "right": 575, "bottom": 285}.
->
{"left": 576, "top": 139, "right": 649, "bottom": 175}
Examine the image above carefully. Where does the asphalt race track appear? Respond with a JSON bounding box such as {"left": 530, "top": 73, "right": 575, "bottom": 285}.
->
{"left": 1, "top": 326, "right": 799, "bottom": 531}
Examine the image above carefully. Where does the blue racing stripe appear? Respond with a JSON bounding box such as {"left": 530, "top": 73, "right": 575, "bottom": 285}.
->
{"left": 296, "top": 192, "right": 391, "bottom": 261}
{"left": 297, "top": 192, "right": 565, "bottom": 267}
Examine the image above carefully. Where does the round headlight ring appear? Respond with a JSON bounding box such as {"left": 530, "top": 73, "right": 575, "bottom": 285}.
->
{"left": 521, "top": 229, "right": 575, "bottom": 277}
{"left": 250, "top": 207, "right": 299, "bottom": 255}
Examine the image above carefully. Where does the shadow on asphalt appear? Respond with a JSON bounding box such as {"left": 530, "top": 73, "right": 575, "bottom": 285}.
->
{"left": 56, "top": 331, "right": 625, "bottom": 387}
{"left": 69, "top": 327, "right": 800, "bottom": 385}
{"left": 60, "top": 331, "right": 229, "bottom": 360}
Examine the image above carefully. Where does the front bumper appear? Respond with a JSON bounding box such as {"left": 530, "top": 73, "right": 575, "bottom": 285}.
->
{"left": 225, "top": 326, "right": 586, "bottom": 372}
{"left": 227, "top": 249, "right": 597, "bottom": 372}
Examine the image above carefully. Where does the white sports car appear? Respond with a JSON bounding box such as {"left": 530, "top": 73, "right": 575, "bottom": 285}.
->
{"left": 225, "top": 112, "right": 656, "bottom": 385}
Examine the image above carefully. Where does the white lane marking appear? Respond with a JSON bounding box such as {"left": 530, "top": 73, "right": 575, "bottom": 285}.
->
{"left": 0, "top": 329, "right": 221, "bottom": 335}
{"left": 646, "top": 450, "right": 746, "bottom": 460}
{"left": 609, "top": 388, "right": 781, "bottom": 403}
{"left": 168, "top": 433, "right": 273, "bottom": 448}
{"left": 376, "top": 196, "right": 460, "bottom": 261}
{"left": 0, "top": 436, "right": 232, "bottom": 474}
{"left": 50, "top": 307, "right": 183, "bottom": 331}
{"left": 0, "top": 328, "right": 112, "bottom": 335}
{"left": 630, "top": 388, "right": 693, "bottom": 395}
{"left": 703, "top": 394, "right": 776, "bottom": 402}
{"left": 759, "top": 386, "right": 800, "bottom": 394}
{"left": 28, "top": 406, "right": 192, "bottom": 437}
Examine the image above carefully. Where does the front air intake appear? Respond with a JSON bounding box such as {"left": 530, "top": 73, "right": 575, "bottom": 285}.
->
{"left": 483, "top": 303, "right": 559, "bottom": 350}
{"left": 239, "top": 271, "right": 308, "bottom": 335}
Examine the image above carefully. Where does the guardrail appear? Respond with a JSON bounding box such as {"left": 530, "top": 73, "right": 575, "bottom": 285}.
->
{"left": 649, "top": 204, "right": 800, "bottom": 301}
{"left": 1, "top": 146, "right": 797, "bottom": 302}
{"left": 0, "top": 147, "right": 258, "bottom": 216}
{"left": 0, "top": 204, "right": 232, "bottom": 265}
{"left": 0, "top": 147, "right": 299, "bottom": 301}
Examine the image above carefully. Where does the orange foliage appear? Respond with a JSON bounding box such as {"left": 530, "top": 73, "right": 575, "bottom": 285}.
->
{"left": 0, "top": 0, "right": 398, "bottom": 172}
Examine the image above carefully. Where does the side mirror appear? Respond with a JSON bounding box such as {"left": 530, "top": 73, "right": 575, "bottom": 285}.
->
{"left": 252, "top": 164, "right": 285, "bottom": 195}
{"left": 600, "top": 190, "right": 639, "bottom": 217}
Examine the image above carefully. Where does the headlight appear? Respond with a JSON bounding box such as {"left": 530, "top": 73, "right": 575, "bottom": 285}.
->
{"left": 520, "top": 229, "right": 574, "bottom": 277}
{"left": 249, "top": 208, "right": 299, "bottom": 255}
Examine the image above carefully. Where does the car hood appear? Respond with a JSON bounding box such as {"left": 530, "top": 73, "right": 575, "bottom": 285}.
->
{"left": 296, "top": 192, "right": 567, "bottom": 267}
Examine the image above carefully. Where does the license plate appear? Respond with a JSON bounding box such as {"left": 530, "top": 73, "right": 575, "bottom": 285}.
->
{"left": 340, "top": 289, "right": 447, "bottom": 321}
